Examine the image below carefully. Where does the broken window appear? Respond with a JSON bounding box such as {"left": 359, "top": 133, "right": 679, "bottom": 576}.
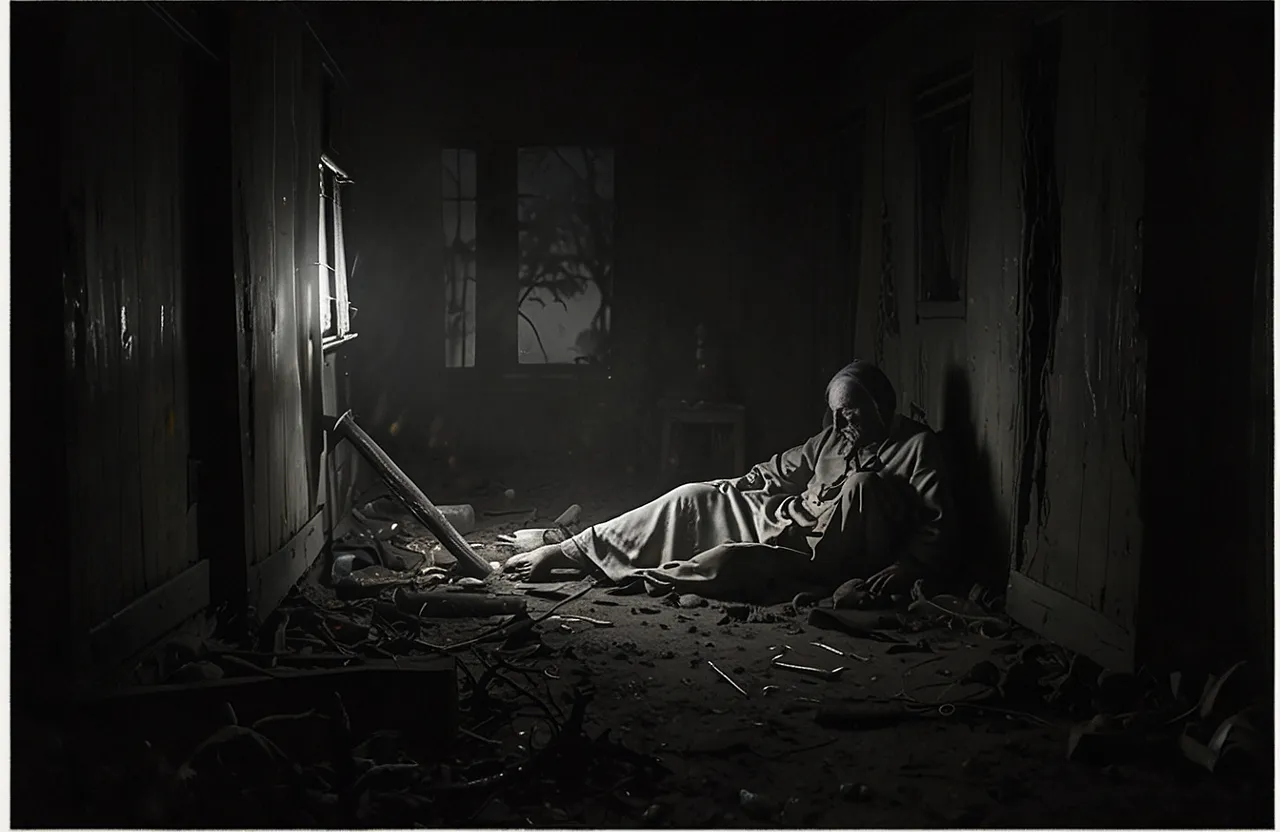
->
{"left": 320, "top": 154, "right": 354, "bottom": 342}
{"left": 516, "top": 146, "right": 614, "bottom": 366}
{"left": 443, "top": 148, "right": 478, "bottom": 368}
{"left": 914, "top": 65, "right": 972, "bottom": 312}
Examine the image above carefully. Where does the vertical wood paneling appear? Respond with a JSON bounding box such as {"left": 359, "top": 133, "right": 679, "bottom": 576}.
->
{"left": 295, "top": 56, "right": 325, "bottom": 514}
{"left": 60, "top": 13, "right": 102, "bottom": 627}
{"left": 994, "top": 24, "right": 1025, "bottom": 571}
{"left": 273, "top": 29, "right": 298, "bottom": 551}
{"left": 1096, "top": 10, "right": 1148, "bottom": 635}
{"left": 113, "top": 12, "right": 146, "bottom": 617}
{"left": 1025, "top": 6, "right": 1147, "bottom": 631}
{"left": 854, "top": 96, "right": 885, "bottom": 366}
{"left": 135, "top": 17, "right": 166, "bottom": 596}
{"left": 854, "top": 20, "right": 1024, "bottom": 579}
{"left": 60, "top": 6, "right": 195, "bottom": 629}
{"left": 971, "top": 20, "right": 1023, "bottom": 576}
{"left": 854, "top": 8, "right": 1149, "bottom": 605}
{"left": 231, "top": 7, "right": 327, "bottom": 567}
{"left": 133, "top": 15, "right": 190, "bottom": 590}
{"left": 880, "top": 78, "right": 910, "bottom": 404}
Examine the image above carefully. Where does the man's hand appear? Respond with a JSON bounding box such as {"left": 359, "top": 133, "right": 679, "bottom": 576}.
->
{"left": 865, "top": 560, "right": 918, "bottom": 598}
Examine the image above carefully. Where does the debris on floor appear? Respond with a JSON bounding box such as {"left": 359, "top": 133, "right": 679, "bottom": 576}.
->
{"left": 25, "top": 480, "right": 1269, "bottom": 828}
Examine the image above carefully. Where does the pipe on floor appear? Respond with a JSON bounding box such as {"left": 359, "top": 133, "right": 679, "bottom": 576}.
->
{"left": 327, "top": 410, "right": 494, "bottom": 578}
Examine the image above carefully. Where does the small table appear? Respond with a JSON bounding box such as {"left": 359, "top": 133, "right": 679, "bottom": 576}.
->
{"left": 659, "top": 400, "right": 747, "bottom": 483}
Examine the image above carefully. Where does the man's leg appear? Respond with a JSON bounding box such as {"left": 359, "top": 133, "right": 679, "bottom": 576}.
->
{"left": 504, "top": 482, "right": 770, "bottom": 582}
{"left": 809, "top": 471, "right": 910, "bottom": 583}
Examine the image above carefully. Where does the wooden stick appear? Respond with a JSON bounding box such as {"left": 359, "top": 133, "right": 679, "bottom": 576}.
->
{"left": 328, "top": 411, "right": 492, "bottom": 577}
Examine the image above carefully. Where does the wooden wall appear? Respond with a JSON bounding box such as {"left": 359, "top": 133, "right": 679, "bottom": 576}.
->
{"left": 1017, "top": 6, "right": 1149, "bottom": 662}
{"left": 851, "top": 3, "right": 1272, "bottom": 670}
{"left": 14, "top": 4, "right": 350, "bottom": 688}
{"left": 851, "top": 7, "right": 1025, "bottom": 585}
{"left": 852, "top": 4, "right": 1155, "bottom": 665}
{"left": 230, "top": 6, "right": 332, "bottom": 615}
{"left": 58, "top": 5, "right": 203, "bottom": 670}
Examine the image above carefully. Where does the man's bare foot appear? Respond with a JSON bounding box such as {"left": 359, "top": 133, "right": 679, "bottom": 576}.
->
{"left": 501, "top": 543, "right": 577, "bottom": 582}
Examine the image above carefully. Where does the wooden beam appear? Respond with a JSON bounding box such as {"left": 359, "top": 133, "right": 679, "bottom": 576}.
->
{"left": 247, "top": 508, "right": 326, "bottom": 616}
{"left": 76, "top": 656, "right": 457, "bottom": 762}
{"left": 88, "top": 559, "right": 211, "bottom": 671}
{"left": 1006, "top": 569, "right": 1134, "bottom": 672}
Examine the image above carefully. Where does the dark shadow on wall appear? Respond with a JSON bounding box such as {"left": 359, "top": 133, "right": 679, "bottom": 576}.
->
{"left": 939, "top": 364, "right": 1005, "bottom": 587}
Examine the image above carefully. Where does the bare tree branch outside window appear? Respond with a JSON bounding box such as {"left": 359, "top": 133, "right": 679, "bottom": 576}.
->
{"left": 443, "top": 149, "right": 478, "bottom": 367}
{"left": 516, "top": 146, "right": 615, "bottom": 365}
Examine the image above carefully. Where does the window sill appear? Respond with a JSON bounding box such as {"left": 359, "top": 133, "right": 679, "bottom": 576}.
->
{"left": 322, "top": 332, "right": 359, "bottom": 353}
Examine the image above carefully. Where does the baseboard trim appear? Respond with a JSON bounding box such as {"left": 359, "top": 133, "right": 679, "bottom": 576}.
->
{"left": 1006, "top": 569, "right": 1134, "bottom": 671}
{"left": 248, "top": 509, "right": 326, "bottom": 616}
{"left": 88, "top": 559, "right": 210, "bottom": 670}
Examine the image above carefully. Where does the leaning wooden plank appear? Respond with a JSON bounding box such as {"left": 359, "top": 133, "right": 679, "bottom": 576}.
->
{"left": 327, "top": 411, "right": 494, "bottom": 578}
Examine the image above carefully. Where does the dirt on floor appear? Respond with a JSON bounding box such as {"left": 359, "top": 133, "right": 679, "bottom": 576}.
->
{"left": 324, "top": 471, "right": 1272, "bottom": 828}
{"left": 15, "top": 469, "right": 1270, "bottom": 828}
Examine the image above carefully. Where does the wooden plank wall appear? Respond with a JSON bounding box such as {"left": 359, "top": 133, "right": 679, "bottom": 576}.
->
{"left": 59, "top": 6, "right": 195, "bottom": 633}
{"left": 1020, "top": 6, "right": 1149, "bottom": 638}
{"left": 230, "top": 7, "right": 327, "bottom": 573}
{"left": 850, "top": 5, "right": 1152, "bottom": 607}
{"left": 851, "top": 9, "right": 1024, "bottom": 583}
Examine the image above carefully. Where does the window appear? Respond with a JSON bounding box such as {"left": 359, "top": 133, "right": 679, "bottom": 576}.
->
{"left": 914, "top": 65, "right": 972, "bottom": 316}
{"left": 517, "top": 146, "right": 615, "bottom": 365}
{"left": 442, "top": 149, "right": 478, "bottom": 368}
{"left": 320, "top": 154, "right": 354, "bottom": 343}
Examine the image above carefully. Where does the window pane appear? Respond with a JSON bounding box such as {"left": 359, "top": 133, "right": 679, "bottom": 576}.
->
{"left": 517, "top": 146, "right": 615, "bottom": 365}
{"left": 459, "top": 150, "right": 477, "bottom": 200}
{"left": 442, "top": 149, "right": 460, "bottom": 201}
{"left": 321, "top": 168, "right": 338, "bottom": 337}
{"left": 319, "top": 186, "right": 333, "bottom": 336}
{"left": 914, "top": 66, "right": 971, "bottom": 306}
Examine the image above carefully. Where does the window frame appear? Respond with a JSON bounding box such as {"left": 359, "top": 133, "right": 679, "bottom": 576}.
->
{"left": 441, "top": 143, "right": 617, "bottom": 376}
{"left": 442, "top": 147, "right": 479, "bottom": 369}
{"left": 320, "top": 153, "right": 357, "bottom": 351}
{"left": 515, "top": 144, "right": 616, "bottom": 371}
{"left": 912, "top": 64, "right": 973, "bottom": 321}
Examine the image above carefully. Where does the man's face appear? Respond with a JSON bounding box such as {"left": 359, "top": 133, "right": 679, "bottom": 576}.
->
{"left": 828, "top": 380, "right": 887, "bottom": 448}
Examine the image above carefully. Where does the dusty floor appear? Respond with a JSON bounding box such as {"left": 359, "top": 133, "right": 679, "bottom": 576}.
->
{"left": 16, "top": 467, "right": 1268, "bottom": 828}
{"left": 353, "top": 469, "right": 1272, "bottom": 829}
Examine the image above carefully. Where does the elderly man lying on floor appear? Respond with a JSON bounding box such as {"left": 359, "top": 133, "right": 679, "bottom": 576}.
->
{"left": 504, "top": 360, "right": 956, "bottom": 604}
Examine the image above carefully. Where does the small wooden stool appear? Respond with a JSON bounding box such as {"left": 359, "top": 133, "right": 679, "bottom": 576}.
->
{"left": 659, "top": 401, "right": 746, "bottom": 483}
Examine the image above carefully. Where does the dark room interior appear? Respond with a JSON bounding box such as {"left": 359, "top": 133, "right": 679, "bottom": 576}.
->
{"left": 10, "top": 0, "right": 1276, "bottom": 827}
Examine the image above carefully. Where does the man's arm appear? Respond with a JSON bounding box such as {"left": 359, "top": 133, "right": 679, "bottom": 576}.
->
{"left": 735, "top": 432, "right": 823, "bottom": 495}
{"left": 896, "top": 431, "right": 955, "bottom": 576}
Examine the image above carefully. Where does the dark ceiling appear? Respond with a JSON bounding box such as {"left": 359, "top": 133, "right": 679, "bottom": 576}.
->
{"left": 303, "top": 1, "right": 919, "bottom": 66}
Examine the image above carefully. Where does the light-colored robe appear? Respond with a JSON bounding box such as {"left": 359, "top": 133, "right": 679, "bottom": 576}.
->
{"left": 562, "top": 416, "right": 955, "bottom": 602}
